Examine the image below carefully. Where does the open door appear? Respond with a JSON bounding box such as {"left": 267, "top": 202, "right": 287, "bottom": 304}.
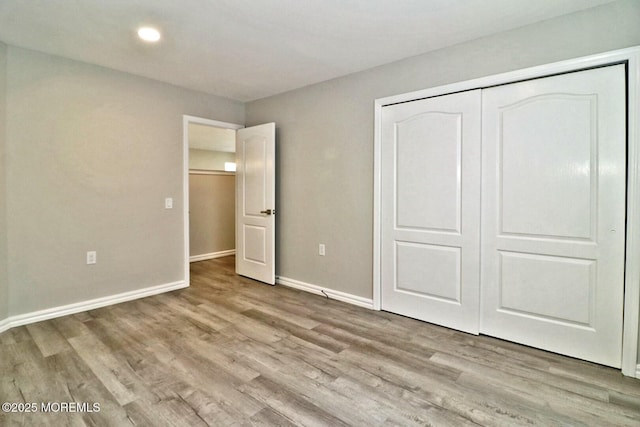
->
{"left": 235, "top": 123, "right": 276, "bottom": 284}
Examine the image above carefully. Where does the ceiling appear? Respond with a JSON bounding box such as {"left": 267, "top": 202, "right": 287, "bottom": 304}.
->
{"left": 0, "top": 0, "right": 615, "bottom": 102}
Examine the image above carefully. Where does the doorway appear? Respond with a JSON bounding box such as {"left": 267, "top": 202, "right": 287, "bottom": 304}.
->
{"left": 182, "top": 115, "right": 243, "bottom": 283}
{"left": 183, "top": 116, "right": 277, "bottom": 286}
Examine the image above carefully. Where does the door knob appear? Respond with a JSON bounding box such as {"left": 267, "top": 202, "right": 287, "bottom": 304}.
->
{"left": 260, "top": 209, "right": 275, "bottom": 215}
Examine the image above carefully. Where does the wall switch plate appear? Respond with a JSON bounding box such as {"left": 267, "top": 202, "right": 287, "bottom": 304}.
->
{"left": 319, "top": 244, "right": 325, "bottom": 256}
{"left": 86, "top": 251, "right": 97, "bottom": 265}
{"left": 165, "top": 197, "right": 173, "bottom": 209}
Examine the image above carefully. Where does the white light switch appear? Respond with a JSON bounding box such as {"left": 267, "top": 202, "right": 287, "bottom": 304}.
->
{"left": 319, "top": 244, "right": 325, "bottom": 256}
{"left": 86, "top": 251, "right": 97, "bottom": 265}
{"left": 165, "top": 197, "right": 173, "bottom": 209}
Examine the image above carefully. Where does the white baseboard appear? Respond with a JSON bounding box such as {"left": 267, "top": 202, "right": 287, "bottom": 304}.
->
{"left": 636, "top": 364, "right": 640, "bottom": 379}
{"left": 0, "top": 280, "right": 188, "bottom": 334}
{"left": 276, "top": 276, "right": 374, "bottom": 309}
{"left": 190, "top": 249, "right": 235, "bottom": 263}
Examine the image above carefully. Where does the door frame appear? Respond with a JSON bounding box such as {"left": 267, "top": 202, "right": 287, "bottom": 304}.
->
{"left": 182, "top": 115, "right": 244, "bottom": 285}
{"left": 373, "top": 46, "right": 640, "bottom": 377}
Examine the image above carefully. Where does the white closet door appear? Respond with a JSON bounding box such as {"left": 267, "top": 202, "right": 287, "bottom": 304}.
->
{"left": 481, "top": 65, "right": 626, "bottom": 367}
{"left": 381, "top": 90, "right": 481, "bottom": 334}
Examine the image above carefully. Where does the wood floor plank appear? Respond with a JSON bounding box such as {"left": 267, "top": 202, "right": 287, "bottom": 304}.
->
{"left": 154, "top": 292, "right": 233, "bottom": 333}
{"left": 248, "top": 407, "right": 298, "bottom": 427}
{"left": 198, "top": 301, "right": 288, "bottom": 344}
{"left": 231, "top": 294, "right": 321, "bottom": 330}
{"left": 415, "top": 332, "right": 614, "bottom": 403}
{"left": 177, "top": 337, "right": 261, "bottom": 384}
{"left": 241, "top": 308, "right": 347, "bottom": 353}
{"left": 26, "top": 322, "right": 72, "bottom": 357}
{"left": 138, "top": 340, "right": 266, "bottom": 419}
{"left": 0, "top": 326, "right": 31, "bottom": 345}
{"left": 237, "top": 375, "right": 351, "bottom": 427}
{"left": 47, "top": 350, "right": 133, "bottom": 427}
{"left": 50, "top": 315, "right": 91, "bottom": 340}
{"left": 431, "top": 351, "right": 637, "bottom": 423}
{"left": 1, "top": 255, "right": 639, "bottom": 426}
{"left": 329, "top": 374, "right": 480, "bottom": 427}
{"left": 67, "top": 333, "right": 140, "bottom": 405}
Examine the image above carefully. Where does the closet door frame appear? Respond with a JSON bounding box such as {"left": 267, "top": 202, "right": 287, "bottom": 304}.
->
{"left": 373, "top": 46, "right": 640, "bottom": 377}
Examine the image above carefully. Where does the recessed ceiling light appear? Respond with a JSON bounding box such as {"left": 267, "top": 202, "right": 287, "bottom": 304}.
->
{"left": 137, "top": 27, "right": 161, "bottom": 42}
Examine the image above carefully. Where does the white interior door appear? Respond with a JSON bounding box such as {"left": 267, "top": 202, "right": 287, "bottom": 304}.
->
{"left": 236, "top": 123, "right": 276, "bottom": 284}
{"left": 480, "top": 65, "right": 626, "bottom": 367}
{"left": 381, "top": 90, "right": 482, "bottom": 334}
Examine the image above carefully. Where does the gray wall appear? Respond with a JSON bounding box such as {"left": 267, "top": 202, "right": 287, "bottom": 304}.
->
{"left": 0, "top": 42, "right": 7, "bottom": 320}
{"left": 189, "top": 174, "right": 235, "bottom": 257}
{"left": 245, "top": 0, "right": 640, "bottom": 300}
{"left": 4, "top": 46, "right": 244, "bottom": 316}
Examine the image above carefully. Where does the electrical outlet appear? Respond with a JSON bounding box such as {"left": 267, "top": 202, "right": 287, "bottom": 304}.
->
{"left": 86, "top": 251, "right": 97, "bottom": 265}
{"left": 165, "top": 197, "right": 173, "bottom": 209}
{"left": 319, "top": 244, "right": 325, "bottom": 256}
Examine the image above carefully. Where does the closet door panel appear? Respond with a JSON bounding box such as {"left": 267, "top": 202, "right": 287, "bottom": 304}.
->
{"left": 381, "top": 90, "right": 481, "bottom": 334}
{"left": 481, "top": 65, "right": 626, "bottom": 367}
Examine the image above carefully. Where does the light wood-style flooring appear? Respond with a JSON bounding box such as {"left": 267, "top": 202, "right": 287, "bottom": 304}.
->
{"left": 1, "top": 256, "right": 640, "bottom": 426}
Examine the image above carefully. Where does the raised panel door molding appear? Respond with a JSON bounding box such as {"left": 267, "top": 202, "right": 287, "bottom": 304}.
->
{"left": 497, "top": 250, "right": 595, "bottom": 327}
{"left": 395, "top": 112, "right": 462, "bottom": 234}
{"left": 498, "top": 93, "right": 597, "bottom": 242}
{"left": 395, "top": 241, "right": 462, "bottom": 304}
